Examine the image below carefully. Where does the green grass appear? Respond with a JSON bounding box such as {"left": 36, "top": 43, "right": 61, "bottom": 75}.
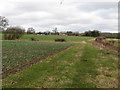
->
{"left": 2, "top": 40, "right": 73, "bottom": 75}
{"left": 20, "top": 34, "right": 94, "bottom": 42}
{"left": 3, "top": 43, "right": 118, "bottom": 88}
{"left": 106, "top": 39, "right": 120, "bottom": 47}
{"left": 2, "top": 34, "right": 118, "bottom": 88}
{"left": 0, "top": 34, "right": 2, "bottom": 40}
{"left": 1, "top": 34, "right": 94, "bottom": 42}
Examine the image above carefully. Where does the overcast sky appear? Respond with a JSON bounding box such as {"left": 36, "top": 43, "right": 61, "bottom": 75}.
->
{"left": 0, "top": 0, "right": 119, "bottom": 33}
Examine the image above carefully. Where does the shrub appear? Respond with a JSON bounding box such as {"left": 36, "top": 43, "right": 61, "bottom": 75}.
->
{"left": 55, "top": 38, "right": 66, "bottom": 42}
{"left": 95, "top": 36, "right": 106, "bottom": 42}
{"left": 31, "top": 38, "right": 39, "bottom": 41}
{"left": 108, "top": 40, "right": 115, "bottom": 44}
{"left": 3, "top": 26, "right": 25, "bottom": 40}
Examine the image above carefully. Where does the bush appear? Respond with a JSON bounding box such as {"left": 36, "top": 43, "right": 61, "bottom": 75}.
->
{"left": 31, "top": 38, "right": 39, "bottom": 41}
{"left": 55, "top": 38, "right": 66, "bottom": 42}
{"left": 95, "top": 36, "right": 106, "bottom": 42}
{"left": 3, "top": 26, "right": 25, "bottom": 40}
{"left": 108, "top": 40, "right": 115, "bottom": 44}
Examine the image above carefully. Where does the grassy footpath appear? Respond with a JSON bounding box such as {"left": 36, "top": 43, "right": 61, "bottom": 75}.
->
{"left": 3, "top": 42, "right": 118, "bottom": 88}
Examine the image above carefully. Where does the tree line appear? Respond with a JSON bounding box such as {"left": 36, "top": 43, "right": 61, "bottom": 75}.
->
{"left": 0, "top": 16, "right": 119, "bottom": 40}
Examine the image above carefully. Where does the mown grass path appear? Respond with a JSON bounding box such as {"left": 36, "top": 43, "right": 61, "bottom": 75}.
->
{"left": 3, "top": 42, "right": 118, "bottom": 88}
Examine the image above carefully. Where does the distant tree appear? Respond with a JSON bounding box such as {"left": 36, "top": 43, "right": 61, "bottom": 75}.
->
{"left": 66, "top": 31, "right": 72, "bottom": 33}
{"left": 37, "top": 31, "right": 42, "bottom": 34}
{"left": 52, "top": 27, "right": 58, "bottom": 33}
{"left": 66, "top": 31, "right": 73, "bottom": 36}
{"left": 4, "top": 26, "right": 25, "bottom": 40}
{"left": 27, "top": 27, "right": 35, "bottom": 34}
{"left": 84, "top": 30, "right": 100, "bottom": 37}
{"left": 73, "top": 32, "right": 79, "bottom": 36}
{"left": 43, "top": 31, "right": 51, "bottom": 35}
{"left": 92, "top": 30, "right": 100, "bottom": 37}
{"left": 0, "top": 16, "right": 9, "bottom": 33}
{"left": 84, "top": 30, "right": 92, "bottom": 36}
{"left": 100, "top": 33, "right": 118, "bottom": 39}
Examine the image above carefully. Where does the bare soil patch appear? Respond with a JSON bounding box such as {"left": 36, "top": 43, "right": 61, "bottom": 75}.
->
{"left": 80, "top": 41, "right": 86, "bottom": 44}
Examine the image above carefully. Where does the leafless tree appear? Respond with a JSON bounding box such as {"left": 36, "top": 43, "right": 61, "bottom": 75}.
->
{"left": 27, "top": 27, "right": 35, "bottom": 34}
{"left": 0, "top": 16, "right": 9, "bottom": 33}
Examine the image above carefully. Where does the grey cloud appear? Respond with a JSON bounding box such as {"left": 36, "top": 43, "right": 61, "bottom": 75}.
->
{"left": 76, "top": 2, "right": 117, "bottom": 12}
{"left": 0, "top": 0, "right": 118, "bottom": 33}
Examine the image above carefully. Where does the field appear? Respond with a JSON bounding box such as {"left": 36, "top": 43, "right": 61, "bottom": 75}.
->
{"left": 1, "top": 34, "right": 94, "bottom": 42}
{"left": 2, "top": 35, "right": 119, "bottom": 88}
{"left": 2, "top": 40, "right": 73, "bottom": 77}
{"left": 20, "top": 35, "right": 94, "bottom": 42}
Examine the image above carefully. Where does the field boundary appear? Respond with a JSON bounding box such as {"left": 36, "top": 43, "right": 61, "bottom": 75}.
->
{"left": 92, "top": 41, "right": 120, "bottom": 52}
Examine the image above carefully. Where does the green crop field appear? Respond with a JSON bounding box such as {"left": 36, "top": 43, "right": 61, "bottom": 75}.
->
{"left": 2, "top": 40, "right": 73, "bottom": 76}
{"left": 2, "top": 35, "right": 118, "bottom": 88}
{"left": 1, "top": 34, "right": 94, "bottom": 42}
{"left": 21, "top": 34, "right": 94, "bottom": 42}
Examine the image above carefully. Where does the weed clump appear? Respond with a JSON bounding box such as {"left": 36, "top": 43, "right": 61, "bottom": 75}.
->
{"left": 55, "top": 38, "right": 66, "bottom": 42}
{"left": 31, "top": 38, "right": 39, "bottom": 41}
{"left": 95, "top": 36, "right": 106, "bottom": 42}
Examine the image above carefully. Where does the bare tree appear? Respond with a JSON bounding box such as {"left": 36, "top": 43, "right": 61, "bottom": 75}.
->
{"left": 0, "top": 16, "right": 9, "bottom": 33}
{"left": 52, "top": 27, "right": 58, "bottom": 33}
{"left": 27, "top": 27, "right": 35, "bottom": 34}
